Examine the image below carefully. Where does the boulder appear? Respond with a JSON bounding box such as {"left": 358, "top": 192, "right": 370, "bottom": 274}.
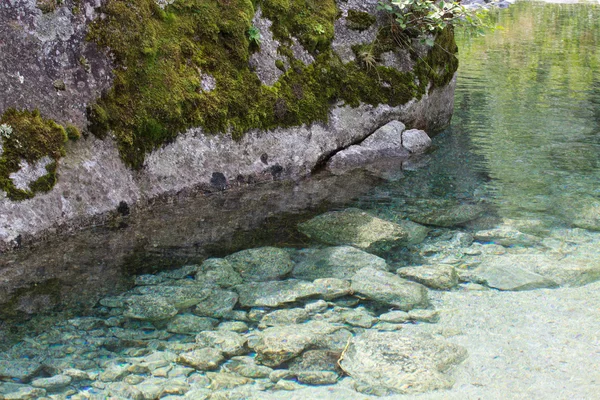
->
{"left": 292, "top": 246, "right": 387, "bottom": 280}
{"left": 251, "top": 322, "right": 343, "bottom": 367}
{"left": 339, "top": 331, "right": 467, "bottom": 395}
{"left": 225, "top": 247, "right": 294, "bottom": 282}
{"left": 351, "top": 267, "right": 430, "bottom": 311}
{"left": 194, "top": 258, "right": 243, "bottom": 288}
{"left": 407, "top": 199, "right": 484, "bottom": 227}
{"left": 298, "top": 208, "right": 409, "bottom": 253}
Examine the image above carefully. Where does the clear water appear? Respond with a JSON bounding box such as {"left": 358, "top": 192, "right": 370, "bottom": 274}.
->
{"left": 1, "top": 1, "right": 600, "bottom": 398}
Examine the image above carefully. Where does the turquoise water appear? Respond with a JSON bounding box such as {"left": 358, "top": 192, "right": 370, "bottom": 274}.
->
{"left": 1, "top": 1, "right": 600, "bottom": 398}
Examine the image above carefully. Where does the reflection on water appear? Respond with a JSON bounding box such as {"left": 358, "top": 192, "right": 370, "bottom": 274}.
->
{"left": 454, "top": 1, "right": 600, "bottom": 227}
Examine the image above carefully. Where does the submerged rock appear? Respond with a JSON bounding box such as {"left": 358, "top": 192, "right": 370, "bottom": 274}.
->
{"left": 133, "top": 285, "right": 209, "bottom": 310}
{"left": 397, "top": 264, "right": 459, "bottom": 290}
{"left": 351, "top": 267, "right": 430, "bottom": 311}
{"left": 166, "top": 314, "right": 218, "bottom": 334}
{"left": 0, "top": 360, "right": 42, "bottom": 382}
{"left": 259, "top": 308, "right": 309, "bottom": 328}
{"left": 194, "top": 258, "right": 243, "bottom": 288}
{"left": 473, "top": 259, "right": 559, "bottom": 291}
{"left": 31, "top": 374, "right": 72, "bottom": 390}
{"left": 402, "top": 129, "right": 432, "bottom": 153}
{"left": 292, "top": 246, "right": 388, "bottom": 280}
{"left": 298, "top": 208, "right": 409, "bottom": 253}
{"left": 407, "top": 199, "right": 484, "bottom": 227}
{"left": 123, "top": 295, "right": 179, "bottom": 321}
{"left": 177, "top": 348, "right": 224, "bottom": 371}
{"left": 225, "top": 246, "right": 294, "bottom": 282}
{"left": 252, "top": 322, "right": 343, "bottom": 367}
{"left": 193, "top": 289, "right": 238, "bottom": 318}
{"left": 224, "top": 356, "right": 273, "bottom": 379}
{"left": 313, "top": 278, "right": 352, "bottom": 300}
{"left": 234, "top": 279, "right": 319, "bottom": 307}
{"left": 195, "top": 331, "right": 248, "bottom": 357}
{"left": 339, "top": 331, "right": 467, "bottom": 395}
{"left": 474, "top": 227, "right": 541, "bottom": 247}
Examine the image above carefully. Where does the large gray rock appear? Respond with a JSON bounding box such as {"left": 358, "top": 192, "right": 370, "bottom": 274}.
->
{"left": 351, "top": 267, "right": 430, "bottom": 310}
{"left": 225, "top": 247, "right": 294, "bottom": 282}
{"left": 397, "top": 264, "right": 459, "bottom": 290}
{"left": 298, "top": 208, "right": 410, "bottom": 253}
{"left": 234, "top": 279, "right": 319, "bottom": 307}
{"left": 292, "top": 246, "right": 387, "bottom": 280}
{"left": 252, "top": 322, "right": 343, "bottom": 367}
{"left": 339, "top": 331, "right": 468, "bottom": 395}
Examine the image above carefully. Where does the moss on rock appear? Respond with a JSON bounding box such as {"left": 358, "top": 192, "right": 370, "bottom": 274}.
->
{"left": 86, "top": 0, "right": 458, "bottom": 169}
{"left": 0, "top": 109, "right": 67, "bottom": 200}
{"left": 346, "top": 9, "right": 376, "bottom": 31}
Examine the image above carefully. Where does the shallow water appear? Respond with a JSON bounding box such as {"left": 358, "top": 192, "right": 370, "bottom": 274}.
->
{"left": 1, "top": 1, "right": 600, "bottom": 398}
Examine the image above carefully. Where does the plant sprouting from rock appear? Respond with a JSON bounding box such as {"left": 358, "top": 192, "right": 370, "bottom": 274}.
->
{"left": 248, "top": 25, "right": 261, "bottom": 46}
{"left": 0, "top": 123, "right": 13, "bottom": 139}
{"left": 378, "top": 0, "right": 489, "bottom": 40}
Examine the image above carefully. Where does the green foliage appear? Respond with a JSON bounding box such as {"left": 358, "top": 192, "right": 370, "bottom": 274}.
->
{"left": 0, "top": 109, "right": 68, "bottom": 200}
{"left": 378, "top": 0, "right": 489, "bottom": 38}
{"left": 248, "top": 25, "right": 261, "bottom": 46}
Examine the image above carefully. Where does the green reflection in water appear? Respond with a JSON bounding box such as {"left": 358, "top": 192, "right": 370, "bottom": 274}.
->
{"left": 454, "top": 0, "right": 600, "bottom": 229}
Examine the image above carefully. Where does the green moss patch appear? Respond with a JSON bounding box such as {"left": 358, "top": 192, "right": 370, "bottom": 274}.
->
{"left": 0, "top": 109, "right": 68, "bottom": 200}
{"left": 346, "top": 9, "right": 376, "bottom": 31}
{"left": 87, "top": 0, "right": 458, "bottom": 169}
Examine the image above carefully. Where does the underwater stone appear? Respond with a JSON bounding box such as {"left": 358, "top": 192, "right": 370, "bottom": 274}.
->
{"left": 177, "top": 348, "right": 225, "bottom": 371}
{"left": 313, "top": 278, "right": 352, "bottom": 300}
{"left": 473, "top": 260, "right": 559, "bottom": 291}
{"left": 351, "top": 267, "right": 430, "bottom": 311}
{"left": 407, "top": 199, "right": 485, "bottom": 228}
{"left": 195, "top": 258, "right": 243, "bottom": 288}
{"left": 474, "top": 227, "right": 542, "bottom": 247}
{"left": 397, "top": 264, "right": 459, "bottom": 290}
{"left": 225, "top": 246, "right": 294, "bottom": 282}
{"left": 297, "top": 208, "right": 409, "bottom": 253}
{"left": 133, "top": 285, "right": 209, "bottom": 310}
{"left": 166, "top": 314, "right": 218, "bottom": 334}
{"left": 123, "top": 295, "right": 178, "bottom": 321}
{"left": 234, "top": 279, "right": 319, "bottom": 308}
{"left": 259, "top": 308, "right": 309, "bottom": 328}
{"left": 0, "top": 360, "right": 42, "bottom": 382}
{"left": 195, "top": 331, "right": 248, "bottom": 357}
{"left": 31, "top": 374, "right": 72, "bottom": 390}
{"left": 223, "top": 356, "right": 273, "bottom": 379}
{"left": 292, "top": 246, "right": 388, "bottom": 280}
{"left": 339, "top": 331, "right": 467, "bottom": 395}
{"left": 192, "top": 288, "right": 238, "bottom": 318}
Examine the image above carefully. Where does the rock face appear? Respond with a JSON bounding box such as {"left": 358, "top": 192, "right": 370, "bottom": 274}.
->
{"left": 339, "top": 331, "right": 468, "bottom": 395}
{"left": 0, "top": 0, "right": 458, "bottom": 252}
